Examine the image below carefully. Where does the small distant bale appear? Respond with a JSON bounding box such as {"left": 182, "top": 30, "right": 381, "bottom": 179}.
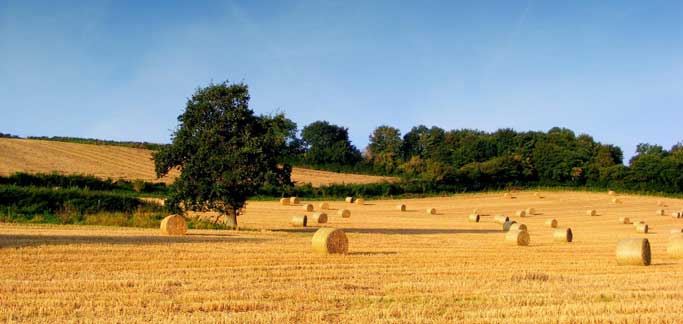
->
{"left": 494, "top": 215, "right": 510, "bottom": 224}
{"left": 533, "top": 192, "right": 544, "bottom": 199}
{"left": 635, "top": 223, "right": 649, "bottom": 234}
{"left": 608, "top": 190, "right": 617, "bottom": 196}
{"left": 587, "top": 209, "right": 597, "bottom": 216}
{"left": 504, "top": 193, "right": 512, "bottom": 199}
{"left": 468, "top": 214, "right": 480, "bottom": 223}
{"left": 505, "top": 229, "right": 530, "bottom": 246}
{"left": 290, "top": 197, "right": 300, "bottom": 205}
{"left": 612, "top": 198, "right": 622, "bottom": 204}
{"left": 319, "top": 202, "right": 330, "bottom": 210}
{"left": 515, "top": 210, "right": 527, "bottom": 217}
{"left": 426, "top": 208, "right": 437, "bottom": 215}
{"left": 311, "top": 228, "right": 348, "bottom": 254}
{"left": 545, "top": 219, "right": 558, "bottom": 228}
{"left": 525, "top": 208, "right": 535, "bottom": 215}
{"left": 510, "top": 223, "right": 527, "bottom": 231}
{"left": 658, "top": 200, "right": 666, "bottom": 207}
{"left": 616, "top": 238, "right": 651, "bottom": 266}
{"left": 673, "top": 211, "right": 683, "bottom": 219}
{"left": 279, "top": 198, "right": 290, "bottom": 206}
{"left": 656, "top": 209, "right": 665, "bottom": 216}
{"left": 669, "top": 228, "right": 683, "bottom": 235}
{"left": 396, "top": 204, "right": 407, "bottom": 211}
{"left": 291, "top": 215, "right": 307, "bottom": 227}
{"left": 503, "top": 220, "right": 517, "bottom": 232}
{"left": 337, "top": 209, "right": 351, "bottom": 218}
{"left": 160, "top": 215, "right": 187, "bottom": 236}
{"left": 303, "top": 203, "right": 314, "bottom": 212}
{"left": 345, "top": 197, "right": 354, "bottom": 203}
{"left": 668, "top": 236, "right": 683, "bottom": 258}
{"left": 618, "top": 217, "right": 631, "bottom": 224}
{"left": 355, "top": 198, "right": 365, "bottom": 205}
{"left": 553, "top": 228, "right": 573, "bottom": 242}
{"left": 311, "top": 212, "right": 328, "bottom": 224}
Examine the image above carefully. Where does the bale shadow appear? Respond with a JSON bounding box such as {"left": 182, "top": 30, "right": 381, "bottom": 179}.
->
{"left": 0, "top": 233, "right": 264, "bottom": 249}
{"left": 273, "top": 228, "right": 500, "bottom": 235}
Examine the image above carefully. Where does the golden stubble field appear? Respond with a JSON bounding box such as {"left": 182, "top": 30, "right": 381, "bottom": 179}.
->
{"left": 3, "top": 191, "right": 683, "bottom": 323}
{"left": 0, "top": 138, "right": 397, "bottom": 186}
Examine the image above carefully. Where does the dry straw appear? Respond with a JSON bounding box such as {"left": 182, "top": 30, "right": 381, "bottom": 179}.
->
{"left": 526, "top": 208, "right": 535, "bottom": 215}
{"left": 355, "top": 198, "right": 365, "bottom": 205}
{"left": 345, "top": 197, "right": 354, "bottom": 203}
{"left": 303, "top": 204, "right": 314, "bottom": 212}
{"left": 160, "top": 215, "right": 187, "bottom": 236}
{"left": 515, "top": 210, "right": 527, "bottom": 217}
{"left": 553, "top": 228, "right": 573, "bottom": 242}
{"left": 510, "top": 223, "right": 527, "bottom": 231}
{"left": 468, "top": 214, "right": 480, "bottom": 223}
{"left": 291, "top": 215, "right": 307, "bottom": 227}
{"left": 279, "top": 198, "right": 290, "bottom": 206}
{"left": 616, "top": 238, "right": 651, "bottom": 266}
{"left": 658, "top": 200, "right": 666, "bottom": 207}
{"left": 396, "top": 204, "right": 406, "bottom": 211}
{"left": 656, "top": 209, "right": 665, "bottom": 216}
{"left": 618, "top": 217, "right": 631, "bottom": 224}
{"left": 289, "top": 197, "right": 300, "bottom": 205}
{"left": 311, "top": 212, "right": 328, "bottom": 224}
{"left": 494, "top": 215, "right": 510, "bottom": 224}
{"left": 426, "top": 208, "right": 437, "bottom": 215}
{"left": 503, "top": 220, "right": 517, "bottom": 232}
{"left": 587, "top": 209, "right": 597, "bottom": 216}
{"left": 311, "top": 228, "right": 348, "bottom": 254}
{"left": 635, "top": 223, "right": 649, "bottom": 234}
{"left": 505, "top": 229, "right": 530, "bottom": 246}
{"left": 667, "top": 236, "right": 683, "bottom": 258}
{"left": 670, "top": 228, "right": 683, "bottom": 234}
{"left": 319, "top": 202, "right": 329, "bottom": 210}
{"left": 545, "top": 219, "right": 558, "bottom": 228}
{"left": 337, "top": 209, "right": 351, "bottom": 218}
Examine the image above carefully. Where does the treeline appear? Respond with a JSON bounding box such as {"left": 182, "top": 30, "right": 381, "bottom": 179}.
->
{"left": 0, "top": 173, "right": 169, "bottom": 195}
{"left": 24, "top": 135, "right": 166, "bottom": 150}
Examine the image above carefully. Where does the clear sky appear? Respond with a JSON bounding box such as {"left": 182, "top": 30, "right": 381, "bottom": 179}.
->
{"left": 1, "top": 1, "right": 681, "bottom": 161}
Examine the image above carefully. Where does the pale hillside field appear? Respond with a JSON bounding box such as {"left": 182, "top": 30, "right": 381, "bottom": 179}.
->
{"left": 2, "top": 191, "right": 683, "bottom": 323}
{"left": 0, "top": 138, "right": 397, "bottom": 186}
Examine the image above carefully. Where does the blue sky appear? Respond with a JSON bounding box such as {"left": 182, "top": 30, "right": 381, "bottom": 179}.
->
{"left": 1, "top": 1, "right": 681, "bottom": 161}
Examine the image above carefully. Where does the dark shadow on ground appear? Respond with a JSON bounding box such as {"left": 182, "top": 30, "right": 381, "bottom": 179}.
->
{"left": 273, "top": 228, "right": 501, "bottom": 235}
{"left": 0, "top": 233, "right": 264, "bottom": 249}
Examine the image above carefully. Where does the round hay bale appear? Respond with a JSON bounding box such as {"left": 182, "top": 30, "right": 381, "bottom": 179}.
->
{"left": 526, "top": 208, "right": 535, "bottom": 215}
{"left": 160, "top": 215, "right": 187, "bottom": 236}
{"left": 319, "top": 202, "right": 330, "bottom": 210}
{"left": 667, "top": 236, "right": 683, "bottom": 258}
{"left": 396, "top": 204, "right": 406, "bottom": 211}
{"left": 587, "top": 209, "right": 597, "bottom": 216}
{"left": 503, "top": 193, "right": 512, "bottom": 199}
{"left": 618, "top": 217, "right": 631, "bottom": 224}
{"left": 290, "top": 197, "right": 300, "bottom": 205}
{"left": 656, "top": 209, "right": 665, "bottom": 216}
{"left": 426, "top": 208, "right": 437, "bottom": 215}
{"left": 311, "top": 212, "right": 328, "bottom": 224}
{"left": 468, "top": 214, "right": 480, "bottom": 223}
{"left": 503, "top": 220, "right": 517, "bottom": 232}
{"left": 553, "top": 228, "right": 573, "bottom": 242}
{"left": 612, "top": 198, "right": 622, "bottom": 204}
{"left": 673, "top": 211, "right": 683, "bottom": 219}
{"left": 337, "top": 209, "right": 351, "bottom": 218}
{"left": 494, "top": 215, "right": 509, "bottom": 224}
{"left": 635, "top": 223, "right": 649, "bottom": 233}
{"left": 515, "top": 210, "right": 527, "bottom": 217}
{"left": 545, "top": 219, "right": 558, "bottom": 228}
{"left": 505, "top": 229, "right": 530, "bottom": 246}
{"left": 670, "top": 228, "right": 683, "bottom": 235}
{"left": 345, "top": 197, "right": 354, "bottom": 203}
{"left": 311, "top": 228, "right": 348, "bottom": 254}
{"left": 616, "top": 238, "right": 651, "bottom": 266}
{"left": 279, "top": 198, "right": 290, "bottom": 206}
{"left": 291, "top": 215, "right": 307, "bottom": 227}
{"left": 355, "top": 198, "right": 365, "bottom": 205}
{"left": 608, "top": 190, "right": 617, "bottom": 196}
{"left": 510, "top": 223, "right": 527, "bottom": 231}
{"left": 303, "top": 203, "right": 314, "bottom": 212}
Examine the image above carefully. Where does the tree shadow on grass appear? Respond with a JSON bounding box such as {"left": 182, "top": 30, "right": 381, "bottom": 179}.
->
{"left": 273, "top": 228, "right": 500, "bottom": 235}
{"left": 0, "top": 233, "right": 264, "bottom": 249}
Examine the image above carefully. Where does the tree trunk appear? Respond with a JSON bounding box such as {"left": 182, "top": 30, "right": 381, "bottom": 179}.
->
{"left": 225, "top": 209, "right": 238, "bottom": 229}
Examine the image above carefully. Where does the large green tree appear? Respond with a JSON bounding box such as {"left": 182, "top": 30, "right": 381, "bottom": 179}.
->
{"left": 154, "top": 82, "right": 292, "bottom": 227}
{"left": 367, "top": 126, "right": 402, "bottom": 173}
{"left": 300, "top": 121, "right": 361, "bottom": 165}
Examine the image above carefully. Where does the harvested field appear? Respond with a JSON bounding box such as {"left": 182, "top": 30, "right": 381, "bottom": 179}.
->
{"left": 0, "top": 138, "right": 397, "bottom": 186}
{"left": 3, "top": 191, "right": 683, "bottom": 322}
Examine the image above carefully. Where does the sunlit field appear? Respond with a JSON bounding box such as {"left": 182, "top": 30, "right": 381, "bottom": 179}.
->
{"left": 3, "top": 191, "right": 683, "bottom": 323}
